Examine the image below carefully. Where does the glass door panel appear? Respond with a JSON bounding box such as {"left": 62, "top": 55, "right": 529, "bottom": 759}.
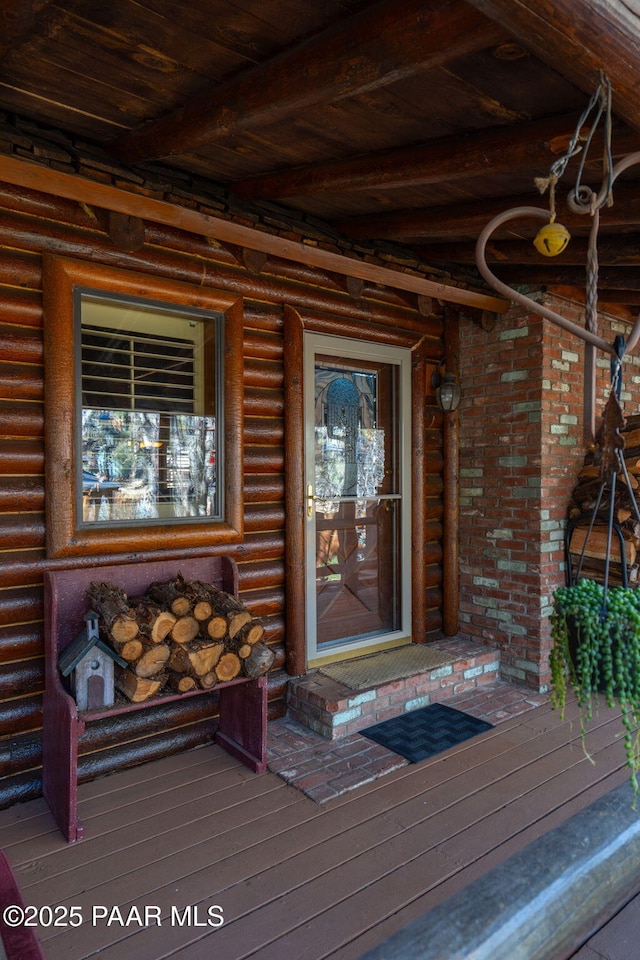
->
{"left": 305, "top": 336, "right": 410, "bottom": 660}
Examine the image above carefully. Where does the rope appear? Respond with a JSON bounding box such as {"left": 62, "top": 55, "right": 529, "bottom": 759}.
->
{"left": 536, "top": 71, "right": 614, "bottom": 216}
{"left": 573, "top": 73, "right": 614, "bottom": 211}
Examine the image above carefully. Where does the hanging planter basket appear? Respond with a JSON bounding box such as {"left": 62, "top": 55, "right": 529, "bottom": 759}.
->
{"left": 551, "top": 578, "right": 640, "bottom": 796}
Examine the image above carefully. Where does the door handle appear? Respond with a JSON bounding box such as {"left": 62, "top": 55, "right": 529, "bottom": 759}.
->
{"left": 307, "top": 484, "right": 319, "bottom": 517}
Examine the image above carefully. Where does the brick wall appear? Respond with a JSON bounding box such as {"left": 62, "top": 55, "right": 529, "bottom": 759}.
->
{"left": 459, "top": 292, "right": 640, "bottom": 691}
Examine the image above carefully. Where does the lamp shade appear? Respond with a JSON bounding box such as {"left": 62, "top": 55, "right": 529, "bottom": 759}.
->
{"left": 436, "top": 373, "right": 461, "bottom": 412}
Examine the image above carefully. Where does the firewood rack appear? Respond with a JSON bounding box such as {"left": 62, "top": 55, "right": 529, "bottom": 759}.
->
{"left": 43, "top": 555, "right": 267, "bottom": 842}
{"left": 565, "top": 516, "right": 629, "bottom": 589}
{"left": 563, "top": 383, "right": 640, "bottom": 594}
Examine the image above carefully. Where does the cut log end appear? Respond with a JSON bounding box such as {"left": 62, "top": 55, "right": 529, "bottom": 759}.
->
{"left": 170, "top": 615, "right": 199, "bottom": 645}
{"left": 115, "top": 668, "right": 164, "bottom": 703}
{"left": 193, "top": 600, "right": 213, "bottom": 621}
{"left": 215, "top": 652, "right": 242, "bottom": 682}
{"left": 150, "top": 610, "right": 177, "bottom": 643}
{"left": 206, "top": 615, "right": 228, "bottom": 640}
{"left": 133, "top": 643, "right": 171, "bottom": 678}
{"left": 242, "top": 642, "right": 275, "bottom": 679}
{"left": 167, "top": 674, "right": 198, "bottom": 694}
{"left": 111, "top": 617, "right": 140, "bottom": 644}
{"left": 236, "top": 620, "right": 265, "bottom": 646}
{"left": 112, "top": 638, "right": 144, "bottom": 662}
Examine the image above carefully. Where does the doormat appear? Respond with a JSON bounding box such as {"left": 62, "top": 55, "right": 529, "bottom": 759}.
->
{"left": 318, "top": 645, "right": 456, "bottom": 691}
{"left": 360, "top": 703, "right": 494, "bottom": 763}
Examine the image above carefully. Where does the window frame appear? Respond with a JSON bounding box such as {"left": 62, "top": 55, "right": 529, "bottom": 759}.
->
{"left": 43, "top": 255, "right": 244, "bottom": 558}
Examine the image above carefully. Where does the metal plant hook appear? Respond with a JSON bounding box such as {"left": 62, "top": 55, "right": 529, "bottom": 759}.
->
{"left": 473, "top": 85, "right": 640, "bottom": 594}
{"left": 475, "top": 72, "right": 640, "bottom": 359}
{"left": 476, "top": 205, "right": 615, "bottom": 355}
{"left": 475, "top": 147, "right": 640, "bottom": 360}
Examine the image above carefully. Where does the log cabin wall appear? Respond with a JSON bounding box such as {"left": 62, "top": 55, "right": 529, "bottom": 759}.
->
{"left": 0, "top": 118, "right": 448, "bottom": 809}
{"left": 458, "top": 294, "right": 640, "bottom": 691}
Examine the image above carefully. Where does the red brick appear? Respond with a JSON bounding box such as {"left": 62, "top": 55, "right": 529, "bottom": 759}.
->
{"left": 458, "top": 296, "right": 630, "bottom": 692}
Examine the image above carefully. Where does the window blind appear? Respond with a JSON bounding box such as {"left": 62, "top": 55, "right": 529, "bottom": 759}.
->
{"left": 81, "top": 326, "right": 196, "bottom": 414}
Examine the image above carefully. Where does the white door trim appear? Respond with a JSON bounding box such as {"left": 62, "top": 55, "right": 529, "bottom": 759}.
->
{"left": 303, "top": 332, "right": 412, "bottom": 664}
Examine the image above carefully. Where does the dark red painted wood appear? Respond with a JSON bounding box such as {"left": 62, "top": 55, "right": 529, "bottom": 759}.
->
{"left": 0, "top": 850, "right": 46, "bottom": 960}
{"left": 43, "top": 555, "right": 267, "bottom": 843}
{"left": 217, "top": 676, "right": 268, "bottom": 770}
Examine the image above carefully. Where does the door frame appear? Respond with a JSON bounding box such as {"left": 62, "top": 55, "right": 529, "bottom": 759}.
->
{"left": 303, "top": 332, "right": 412, "bottom": 664}
{"left": 283, "top": 305, "right": 433, "bottom": 676}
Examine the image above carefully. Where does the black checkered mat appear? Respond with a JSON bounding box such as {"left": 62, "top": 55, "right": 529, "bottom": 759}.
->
{"left": 360, "top": 703, "right": 493, "bottom": 763}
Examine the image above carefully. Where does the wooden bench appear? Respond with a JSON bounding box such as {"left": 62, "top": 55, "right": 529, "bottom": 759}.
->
{"left": 0, "top": 850, "right": 46, "bottom": 960}
{"left": 43, "top": 556, "right": 267, "bottom": 843}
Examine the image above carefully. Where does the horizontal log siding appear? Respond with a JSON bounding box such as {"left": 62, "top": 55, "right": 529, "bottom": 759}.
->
{"left": 0, "top": 179, "right": 444, "bottom": 808}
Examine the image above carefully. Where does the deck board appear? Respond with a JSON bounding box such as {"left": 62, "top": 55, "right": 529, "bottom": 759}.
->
{"left": 230, "top": 752, "right": 628, "bottom": 960}
{"left": 0, "top": 691, "right": 632, "bottom": 960}
{"left": 178, "top": 713, "right": 626, "bottom": 960}
{"left": 9, "top": 756, "right": 288, "bottom": 885}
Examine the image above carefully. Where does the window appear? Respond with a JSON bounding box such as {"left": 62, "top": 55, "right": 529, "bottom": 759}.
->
{"left": 44, "top": 257, "right": 244, "bottom": 558}
{"left": 79, "top": 292, "right": 220, "bottom": 524}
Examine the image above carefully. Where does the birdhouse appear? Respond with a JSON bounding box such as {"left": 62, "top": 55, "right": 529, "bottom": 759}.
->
{"left": 58, "top": 612, "right": 127, "bottom": 711}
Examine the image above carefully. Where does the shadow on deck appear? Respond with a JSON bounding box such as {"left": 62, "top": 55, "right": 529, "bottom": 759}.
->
{"left": 0, "top": 682, "right": 632, "bottom": 960}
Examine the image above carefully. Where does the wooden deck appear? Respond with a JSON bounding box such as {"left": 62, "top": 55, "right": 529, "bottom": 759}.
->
{"left": 0, "top": 691, "right": 631, "bottom": 960}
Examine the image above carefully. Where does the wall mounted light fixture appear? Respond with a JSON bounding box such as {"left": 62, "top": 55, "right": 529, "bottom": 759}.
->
{"left": 433, "top": 366, "right": 461, "bottom": 412}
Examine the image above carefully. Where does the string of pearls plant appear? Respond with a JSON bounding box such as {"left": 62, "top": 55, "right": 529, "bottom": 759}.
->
{"left": 550, "top": 578, "right": 640, "bottom": 799}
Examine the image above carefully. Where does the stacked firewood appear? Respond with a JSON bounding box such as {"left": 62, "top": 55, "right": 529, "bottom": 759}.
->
{"left": 86, "top": 574, "right": 274, "bottom": 702}
{"left": 567, "top": 412, "right": 640, "bottom": 586}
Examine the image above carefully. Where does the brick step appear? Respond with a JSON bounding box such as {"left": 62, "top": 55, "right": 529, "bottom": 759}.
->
{"left": 288, "top": 639, "right": 501, "bottom": 740}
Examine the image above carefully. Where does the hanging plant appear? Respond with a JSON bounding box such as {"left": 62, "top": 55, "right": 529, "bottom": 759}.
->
{"left": 550, "top": 578, "right": 640, "bottom": 797}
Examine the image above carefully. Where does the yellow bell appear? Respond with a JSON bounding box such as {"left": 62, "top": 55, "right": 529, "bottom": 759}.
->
{"left": 533, "top": 221, "right": 571, "bottom": 257}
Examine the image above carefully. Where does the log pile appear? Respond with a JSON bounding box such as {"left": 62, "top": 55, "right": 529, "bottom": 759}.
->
{"left": 86, "top": 574, "right": 274, "bottom": 703}
{"left": 567, "top": 412, "right": 640, "bottom": 586}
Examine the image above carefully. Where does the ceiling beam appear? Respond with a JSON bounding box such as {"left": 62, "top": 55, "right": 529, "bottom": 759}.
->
{"left": 415, "top": 234, "right": 640, "bottom": 267}
{"left": 596, "top": 290, "right": 640, "bottom": 307}
{"left": 523, "top": 285, "right": 640, "bottom": 315}
{"left": 0, "top": 155, "right": 509, "bottom": 313}
{"left": 489, "top": 264, "right": 640, "bottom": 291}
{"left": 0, "top": 0, "right": 51, "bottom": 56}
{"left": 233, "top": 113, "right": 620, "bottom": 202}
{"left": 465, "top": 0, "right": 640, "bottom": 134}
{"left": 332, "top": 176, "right": 640, "bottom": 243}
{"left": 333, "top": 198, "right": 520, "bottom": 242}
{"left": 111, "top": 0, "right": 506, "bottom": 165}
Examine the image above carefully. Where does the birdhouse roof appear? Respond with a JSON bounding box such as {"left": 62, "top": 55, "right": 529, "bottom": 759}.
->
{"left": 59, "top": 615, "right": 127, "bottom": 676}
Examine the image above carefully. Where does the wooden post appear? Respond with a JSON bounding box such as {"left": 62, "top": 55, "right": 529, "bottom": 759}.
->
{"left": 411, "top": 339, "right": 428, "bottom": 642}
{"left": 283, "top": 305, "right": 307, "bottom": 676}
{"left": 442, "top": 308, "right": 460, "bottom": 636}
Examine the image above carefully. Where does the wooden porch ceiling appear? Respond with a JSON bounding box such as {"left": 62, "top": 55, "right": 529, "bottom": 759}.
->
{"left": 2, "top": 0, "right": 640, "bottom": 315}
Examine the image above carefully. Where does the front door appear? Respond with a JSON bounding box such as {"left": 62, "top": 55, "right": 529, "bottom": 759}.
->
{"left": 304, "top": 333, "right": 411, "bottom": 664}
